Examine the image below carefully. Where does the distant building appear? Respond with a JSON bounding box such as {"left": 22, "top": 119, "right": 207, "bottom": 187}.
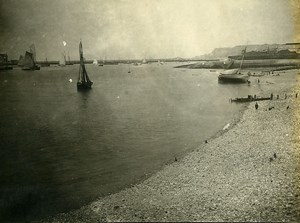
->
{"left": 228, "top": 49, "right": 300, "bottom": 60}
{"left": 0, "top": 53, "right": 8, "bottom": 64}
{"left": 0, "top": 52, "right": 13, "bottom": 70}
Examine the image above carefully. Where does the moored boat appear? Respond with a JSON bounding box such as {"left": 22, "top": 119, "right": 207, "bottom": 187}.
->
{"left": 20, "top": 44, "right": 40, "bottom": 70}
{"left": 77, "top": 41, "right": 93, "bottom": 90}
{"left": 218, "top": 47, "right": 248, "bottom": 83}
{"left": 66, "top": 53, "right": 74, "bottom": 65}
{"left": 59, "top": 52, "right": 66, "bottom": 66}
{"left": 218, "top": 69, "right": 249, "bottom": 83}
{"left": 22, "top": 51, "right": 40, "bottom": 70}
{"left": 40, "top": 57, "right": 50, "bottom": 67}
{"left": 93, "top": 59, "right": 98, "bottom": 66}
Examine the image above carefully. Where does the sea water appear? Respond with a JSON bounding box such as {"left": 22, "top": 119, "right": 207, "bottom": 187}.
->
{"left": 0, "top": 63, "right": 260, "bottom": 221}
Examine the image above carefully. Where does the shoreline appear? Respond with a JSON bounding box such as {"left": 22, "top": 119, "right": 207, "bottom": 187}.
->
{"left": 38, "top": 69, "right": 300, "bottom": 222}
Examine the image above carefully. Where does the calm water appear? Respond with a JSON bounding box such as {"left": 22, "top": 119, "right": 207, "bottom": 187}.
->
{"left": 0, "top": 63, "right": 258, "bottom": 221}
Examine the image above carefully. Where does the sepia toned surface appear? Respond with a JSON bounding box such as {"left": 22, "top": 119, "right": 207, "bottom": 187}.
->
{"left": 0, "top": 0, "right": 300, "bottom": 222}
{"left": 38, "top": 69, "right": 300, "bottom": 223}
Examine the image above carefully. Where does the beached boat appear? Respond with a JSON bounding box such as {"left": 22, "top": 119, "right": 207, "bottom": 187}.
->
{"left": 77, "top": 41, "right": 93, "bottom": 90}
{"left": 218, "top": 68, "right": 249, "bottom": 83}
{"left": 218, "top": 48, "right": 249, "bottom": 83}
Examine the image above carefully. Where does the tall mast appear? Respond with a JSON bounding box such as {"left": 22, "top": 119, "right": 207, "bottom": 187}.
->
{"left": 78, "top": 40, "right": 92, "bottom": 84}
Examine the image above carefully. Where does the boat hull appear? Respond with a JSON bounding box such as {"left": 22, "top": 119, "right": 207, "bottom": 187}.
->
{"left": 77, "top": 81, "right": 93, "bottom": 90}
{"left": 218, "top": 74, "right": 249, "bottom": 83}
{"left": 22, "top": 65, "right": 40, "bottom": 70}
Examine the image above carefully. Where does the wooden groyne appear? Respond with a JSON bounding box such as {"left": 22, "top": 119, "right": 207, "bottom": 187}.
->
{"left": 230, "top": 92, "right": 299, "bottom": 103}
{"left": 230, "top": 94, "right": 272, "bottom": 103}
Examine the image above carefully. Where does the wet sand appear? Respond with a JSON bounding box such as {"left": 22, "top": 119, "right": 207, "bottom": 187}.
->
{"left": 38, "top": 70, "right": 300, "bottom": 222}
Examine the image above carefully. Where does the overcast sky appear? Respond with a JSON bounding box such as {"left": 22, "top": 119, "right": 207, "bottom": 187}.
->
{"left": 0, "top": 0, "right": 297, "bottom": 60}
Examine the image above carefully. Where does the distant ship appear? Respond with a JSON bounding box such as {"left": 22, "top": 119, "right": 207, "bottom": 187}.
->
{"left": 228, "top": 48, "right": 300, "bottom": 60}
{"left": 17, "top": 55, "right": 24, "bottom": 67}
{"left": 66, "top": 53, "right": 74, "bottom": 65}
{"left": 93, "top": 59, "right": 98, "bottom": 65}
{"left": 21, "top": 44, "right": 40, "bottom": 70}
{"left": 98, "top": 58, "right": 104, "bottom": 66}
{"left": 40, "top": 57, "right": 50, "bottom": 67}
{"left": 77, "top": 41, "right": 93, "bottom": 90}
{"left": 218, "top": 48, "right": 249, "bottom": 83}
{"left": 104, "top": 61, "right": 118, "bottom": 65}
{"left": 22, "top": 51, "right": 40, "bottom": 70}
{"left": 59, "top": 52, "right": 66, "bottom": 66}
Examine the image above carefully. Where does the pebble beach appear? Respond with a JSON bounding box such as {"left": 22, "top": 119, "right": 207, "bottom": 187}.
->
{"left": 38, "top": 69, "right": 300, "bottom": 222}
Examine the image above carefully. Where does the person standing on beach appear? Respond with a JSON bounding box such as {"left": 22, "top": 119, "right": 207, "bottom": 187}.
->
{"left": 255, "top": 102, "right": 258, "bottom": 110}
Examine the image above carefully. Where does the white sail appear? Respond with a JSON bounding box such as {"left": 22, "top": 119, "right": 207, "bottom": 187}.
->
{"left": 93, "top": 59, "right": 98, "bottom": 65}
{"left": 18, "top": 55, "right": 24, "bottom": 67}
{"left": 59, "top": 52, "right": 66, "bottom": 66}
{"left": 23, "top": 51, "right": 35, "bottom": 69}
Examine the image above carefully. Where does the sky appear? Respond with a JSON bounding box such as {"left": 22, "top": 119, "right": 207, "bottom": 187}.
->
{"left": 0, "top": 0, "right": 297, "bottom": 60}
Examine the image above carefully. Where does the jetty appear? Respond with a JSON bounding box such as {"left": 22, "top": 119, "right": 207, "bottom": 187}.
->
{"left": 230, "top": 94, "right": 272, "bottom": 103}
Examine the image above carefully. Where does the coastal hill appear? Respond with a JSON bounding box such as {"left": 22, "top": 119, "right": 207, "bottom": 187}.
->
{"left": 175, "top": 43, "right": 300, "bottom": 70}
{"left": 193, "top": 43, "right": 300, "bottom": 60}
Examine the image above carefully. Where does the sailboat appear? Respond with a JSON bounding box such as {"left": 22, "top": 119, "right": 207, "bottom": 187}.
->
{"left": 59, "top": 52, "right": 66, "bottom": 66}
{"left": 22, "top": 51, "right": 40, "bottom": 70}
{"left": 93, "top": 59, "right": 98, "bottom": 66}
{"left": 41, "top": 57, "right": 50, "bottom": 67}
{"left": 66, "top": 53, "right": 74, "bottom": 65}
{"left": 21, "top": 44, "right": 40, "bottom": 70}
{"left": 17, "top": 55, "right": 24, "bottom": 67}
{"left": 97, "top": 57, "right": 104, "bottom": 66}
{"left": 218, "top": 47, "right": 249, "bottom": 83}
{"left": 77, "top": 41, "right": 93, "bottom": 90}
